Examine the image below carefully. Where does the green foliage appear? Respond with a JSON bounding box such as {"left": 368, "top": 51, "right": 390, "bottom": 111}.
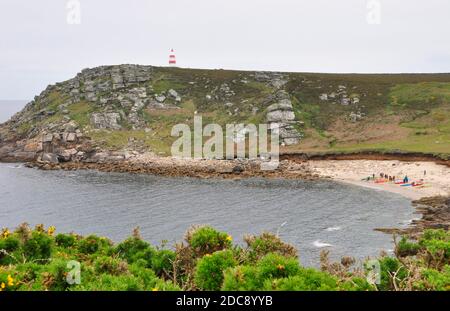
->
{"left": 195, "top": 250, "right": 236, "bottom": 290}
{"left": 0, "top": 235, "right": 20, "bottom": 253}
{"left": 94, "top": 256, "right": 129, "bottom": 275}
{"left": 23, "top": 231, "right": 53, "bottom": 262}
{"left": 1, "top": 224, "right": 449, "bottom": 291}
{"left": 187, "top": 226, "right": 232, "bottom": 257}
{"left": 222, "top": 265, "right": 262, "bottom": 291}
{"left": 74, "top": 273, "right": 144, "bottom": 291}
{"left": 257, "top": 253, "right": 301, "bottom": 280}
{"left": 77, "top": 235, "right": 111, "bottom": 255}
{"left": 396, "top": 237, "right": 420, "bottom": 257}
{"left": 389, "top": 82, "right": 450, "bottom": 110}
{"left": 151, "top": 249, "right": 175, "bottom": 277}
{"left": 68, "top": 101, "right": 96, "bottom": 128}
{"left": 244, "top": 232, "right": 297, "bottom": 262}
{"left": 262, "top": 269, "right": 339, "bottom": 291}
{"left": 114, "top": 237, "right": 153, "bottom": 264}
{"left": 414, "top": 265, "right": 450, "bottom": 291}
{"left": 55, "top": 234, "right": 77, "bottom": 248}
{"left": 378, "top": 257, "right": 408, "bottom": 291}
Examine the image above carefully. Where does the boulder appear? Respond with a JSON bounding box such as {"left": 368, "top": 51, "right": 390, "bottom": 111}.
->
{"left": 42, "top": 133, "right": 53, "bottom": 143}
{"left": 24, "top": 141, "right": 43, "bottom": 153}
{"left": 63, "top": 121, "right": 78, "bottom": 132}
{"left": 63, "top": 132, "right": 77, "bottom": 142}
{"left": 232, "top": 165, "right": 244, "bottom": 174}
{"left": 90, "top": 112, "right": 121, "bottom": 130}
{"left": 266, "top": 110, "right": 296, "bottom": 122}
{"left": 155, "top": 95, "right": 166, "bottom": 103}
{"left": 42, "top": 153, "right": 59, "bottom": 163}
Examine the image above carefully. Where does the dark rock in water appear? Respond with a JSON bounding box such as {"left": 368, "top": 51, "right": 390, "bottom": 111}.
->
{"left": 232, "top": 165, "right": 244, "bottom": 173}
{"left": 42, "top": 152, "right": 59, "bottom": 163}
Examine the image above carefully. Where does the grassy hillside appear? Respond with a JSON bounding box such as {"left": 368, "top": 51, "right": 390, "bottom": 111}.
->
{"left": 1, "top": 66, "right": 449, "bottom": 158}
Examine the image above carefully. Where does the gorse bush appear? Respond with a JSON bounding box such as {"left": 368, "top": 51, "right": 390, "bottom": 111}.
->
{"left": 396, "top": 237, "right": 420, "bottom": 257}
{"left": 114, "top": 237, "right": 152, "bottom": 263}
{"left": 187, "top": 226, "right": 232, "bottom": 257}
{"left": 23, "top": 231, "right": 53, "bottom": 262}
{"left": 244, "top": 232, "right": 297, "bottom": 262}
{"left": 55, "top": 233, "right": 77, "bottom": 248}
{"left": 151, "top": 249, "right": 176, "bottom": 278}
{"left": 0, "top": 224, "right": 448, "bottom": 291}
{"left": 77, "top": 235, "right": 111, "bottom": 255}
{"left": 195, "top": 250, "right": 236, "bottom": 290}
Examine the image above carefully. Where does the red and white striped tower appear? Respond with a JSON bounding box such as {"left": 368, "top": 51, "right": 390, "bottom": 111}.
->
{"left": 168, "top": 49, "right": 176, "bottom": 66}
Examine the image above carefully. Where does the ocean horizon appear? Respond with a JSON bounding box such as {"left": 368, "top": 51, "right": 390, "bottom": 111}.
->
{"left": 0, "top": 100, "right": 29, "bottom": 123}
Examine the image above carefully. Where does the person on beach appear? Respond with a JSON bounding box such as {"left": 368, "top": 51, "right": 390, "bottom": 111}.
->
{"left": 424, "top": 170, "right": 427, "bottom": 177}
{"left": 403, "top": 175, "right": 409, "bottom": 183}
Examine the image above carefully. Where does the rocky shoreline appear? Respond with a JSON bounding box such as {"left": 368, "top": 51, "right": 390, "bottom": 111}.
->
{"left": 375, "top": 196, "right": 450, "bottom": 238}
{"left": 23, "top": 155, "right": 317, "bottom": 180}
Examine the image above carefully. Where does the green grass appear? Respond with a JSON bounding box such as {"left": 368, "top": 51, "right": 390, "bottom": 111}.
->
{"left": 331, "top": 131, "right": 450, "bottom": 155}
{"left": 68, "top": 101, "right": 97, "bottom": 128}
{"left": 89, "top": 129, "right": 173, "bottom": 155}
{"left": 389, "top": 82, "right": 450, "bottom": 110}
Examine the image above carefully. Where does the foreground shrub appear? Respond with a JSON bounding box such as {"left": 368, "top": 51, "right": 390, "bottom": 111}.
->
{"left": 94, "top": 256, "right": 129, "bottom": 275}
{"left": 413, "top": 265, "right": 450, "bottom": 291}
{"left": 222, "top": 265, "right": 261, "bottom": 290}
{"left": 195, "top": 250, "right": 237, "bottom": 290}
{"left": 77, "top": 235, "right": 111, "bottom": 255}
{"left": 396, "top": 237, "right": 420, "bottom": 257}
{"left": 244, "top": 232, "right": 297, "bottom": 262}
{"left": 74, "top": 274, "right": 144, "bottom": 291}
{"left": 257, "top": 253, "right": 300, "bottom": 279}
{"left": 1, "top": 224, "right": 449, "bottom": 291}
{"left": 151, "top": 249, "right": 176, "bottom": 278}
{"left": 55, "top": 234, "right": 77, "bottom": 248}
{"left": 0, "top": 236, "right": 21, "bottom": 265}
{"left": 23, "top": 231, "right": 53, "bottom": 262}
{"left": 262, "top": 269, "right": 339, "bottom": 291}
{"left": 186, "top": 226, "right": 232, "bottom": 257}
{"left": 114, "top": 237, "right": 153, "bottom": 264}
{"left": 378, "top": 257, "right": 408, "bottom": 291}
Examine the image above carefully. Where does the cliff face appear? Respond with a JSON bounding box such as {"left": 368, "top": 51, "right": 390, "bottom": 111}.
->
{"left": 0, "top": 65, "right": 449, "bottom": 163}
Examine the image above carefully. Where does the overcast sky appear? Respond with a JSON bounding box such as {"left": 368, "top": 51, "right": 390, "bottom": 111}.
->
{"left": 0, "top": 0, "right": 449, "bottom": 100}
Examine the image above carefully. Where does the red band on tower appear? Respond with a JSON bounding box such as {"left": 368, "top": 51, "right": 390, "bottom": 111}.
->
{"left": 169, "top": 49, "right": 176, "bottom": 65}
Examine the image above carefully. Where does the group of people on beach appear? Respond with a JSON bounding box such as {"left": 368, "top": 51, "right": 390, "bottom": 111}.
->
{"left": 372, "top": 173, "right": 400, "bottom": 182}
{"left": 362, "top": 170, "right": 427, "bottom": 188}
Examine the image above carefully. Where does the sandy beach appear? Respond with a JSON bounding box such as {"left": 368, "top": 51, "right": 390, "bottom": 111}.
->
{"left": 308, "top": 160, "right": 450, "bottom": 200}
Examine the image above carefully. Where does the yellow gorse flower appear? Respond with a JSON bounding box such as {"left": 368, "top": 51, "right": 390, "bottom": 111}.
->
{"left": 1, "top": 228, "right": 10, "bottom": 239}
{"left": 0, "top": 282, "right": 5, "bottom": 291}
{"left": 7, "top": 275, "right": 14, "bottom": 286}
{"left": 226, "top": 235, "right": 233, "bottom": 242}
{"left": 152, "top": 287, "right": 159, "bottom": 291}
{"left": 47, "top": 226, "right": 56, "bottom": 236}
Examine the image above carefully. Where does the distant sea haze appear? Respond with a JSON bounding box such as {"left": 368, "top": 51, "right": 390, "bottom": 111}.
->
{"left": 0, "top": 100, "right": 28, "bottom": 123}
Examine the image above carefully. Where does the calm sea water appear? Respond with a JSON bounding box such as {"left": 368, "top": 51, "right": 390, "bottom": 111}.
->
{"left": 0, "top": 163, "right": 416, "bottom": 266}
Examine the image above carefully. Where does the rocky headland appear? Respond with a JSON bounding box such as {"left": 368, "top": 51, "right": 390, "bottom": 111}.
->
{"left": 1, "top": 65, "right": 449, "bottom": 235}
